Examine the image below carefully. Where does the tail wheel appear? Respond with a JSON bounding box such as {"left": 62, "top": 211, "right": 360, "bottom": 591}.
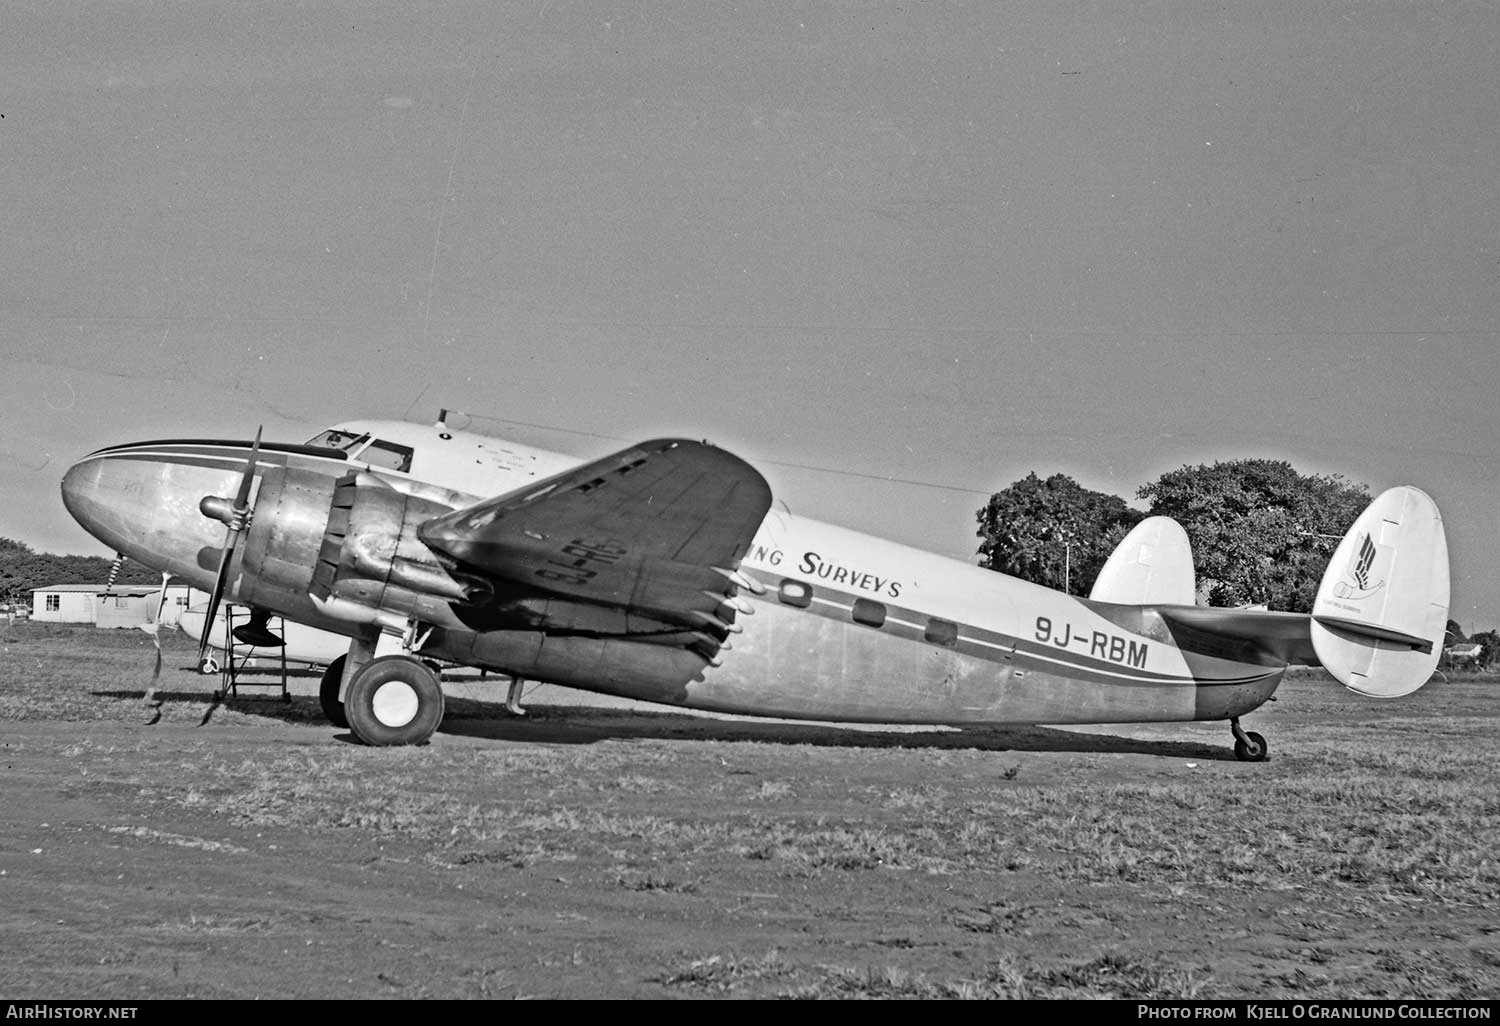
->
{"left": 199, "top": 654, "right": 220, "bottom": 676}
{"left": 319, "top": 654, "right": 349, "bottom": 728}
{"left": 1234, "top": 730, "right": 1269, "bottom": 763}
{"left": 344, "top": 656, "right": 444, "bottom": 747}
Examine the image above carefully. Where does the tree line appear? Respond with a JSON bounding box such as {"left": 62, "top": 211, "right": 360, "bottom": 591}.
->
{"left": 975, "top": 458, "right": 1494, "bottom": 667}
{"left": 976, "top": 458, "right": 1375, "bottom": 613}
{"left": 0, "top": 537, "right": 161, "bottom": 608}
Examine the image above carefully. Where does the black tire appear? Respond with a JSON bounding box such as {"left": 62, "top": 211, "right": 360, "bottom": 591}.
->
{"left": 199, "top": 654, "right": 219, "bottom": 675}
{"left": 319, "top": 654, "right": 349, "bottom": 729}
{"left": 1234, "top": 730, "right": 1269, "bottom": 763}
{"left": 344, "top": 656, "right": 444, "bottom": 747}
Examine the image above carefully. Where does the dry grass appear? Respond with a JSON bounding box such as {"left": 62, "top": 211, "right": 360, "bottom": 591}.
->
{"left": 656, "top": 948, "right": 1207, "bottom": 999}
{"left": 4, "top": 622, "right": 1499, "bottom": 998}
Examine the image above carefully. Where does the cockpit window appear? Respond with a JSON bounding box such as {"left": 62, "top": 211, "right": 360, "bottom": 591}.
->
{"left": 358, "top": 438, "right": 414, "bottom": 474}
{"left": 305, "top": 429, "right": 370, "bottom": 453}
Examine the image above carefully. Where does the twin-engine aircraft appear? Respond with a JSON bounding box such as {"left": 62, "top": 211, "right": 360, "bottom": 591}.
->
{"left": 60, "top": 416, "right": 1450, "bottom": 758}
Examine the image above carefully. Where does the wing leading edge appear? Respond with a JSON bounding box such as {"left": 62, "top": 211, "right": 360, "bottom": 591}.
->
{"left": 418, "top": 438, "right": 772, "bottom": 652}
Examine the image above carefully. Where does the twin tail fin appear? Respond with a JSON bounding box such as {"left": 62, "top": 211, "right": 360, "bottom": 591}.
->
{"left": 1309, "top": 486, "right": 1448, "bottom": 698}
{"left": 1089, "top": 487, "right": 1449, "bottom": 699}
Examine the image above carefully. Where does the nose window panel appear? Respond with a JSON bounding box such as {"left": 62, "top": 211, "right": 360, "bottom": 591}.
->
{"left": 305, "top": 429, "right": 370, "bottom": 452}
{"left": 357, "top": 438, "right": 415, "bottom": 474}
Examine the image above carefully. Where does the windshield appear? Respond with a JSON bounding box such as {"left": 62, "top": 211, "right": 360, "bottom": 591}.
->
{"left": 304, "top": 429, "right": 370, "bottom": 453}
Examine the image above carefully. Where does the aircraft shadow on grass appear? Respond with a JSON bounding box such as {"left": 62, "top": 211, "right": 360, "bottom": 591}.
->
{"left": 93, "top": 688, "right": 1235, "bottom": 760}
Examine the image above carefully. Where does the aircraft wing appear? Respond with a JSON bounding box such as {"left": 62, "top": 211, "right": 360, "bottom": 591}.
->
{"left": 417, "top": 438, "right": 772, "bottom": 647}
{"left": 1156, "top": 606, "right": 1321, "bottom": 666}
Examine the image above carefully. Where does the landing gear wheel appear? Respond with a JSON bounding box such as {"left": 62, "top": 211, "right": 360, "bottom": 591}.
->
{"left": 199, "top": 654, "right": 219, "bottom": 676}
{"left": 344, "top": 655, "right": 444, "bottom": 747}
{"left": 1233, "top": 730, "right": 1269, "bottom": 763}
{"left": 319, "top": 654, "right": 349, "bottom": 729}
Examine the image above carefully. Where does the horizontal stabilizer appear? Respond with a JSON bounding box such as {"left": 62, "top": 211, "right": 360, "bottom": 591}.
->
{"left": 1311, "top": 486, "right": 1448, "bottom": 698}
{"left": 1089, "top": 516, "right": 1196, "bottom": 606}
{"left": 1156, "top": 605, "right": 1318, "bottom": 666}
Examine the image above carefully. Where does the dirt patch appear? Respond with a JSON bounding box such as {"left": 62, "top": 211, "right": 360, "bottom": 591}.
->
{"left": 1, "top": 627, "right": 1497, "bottom": 998}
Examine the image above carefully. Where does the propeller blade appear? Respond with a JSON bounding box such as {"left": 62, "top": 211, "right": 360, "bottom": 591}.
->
{"left": 196, "top": 543, "right": 236, "bottom": 665}
{"left": 232, "top": 428, "right": 262, "bottom": 509}
{"left": 196, "top": 428, "right": 262, "bottom": 666}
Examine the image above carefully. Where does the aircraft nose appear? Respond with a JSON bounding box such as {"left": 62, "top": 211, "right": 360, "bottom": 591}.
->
{"left": 60, "top": 457, "right": 115, "bottom": 545}
{"left": 60, "top": 444, "right": 244, "bottom": 587}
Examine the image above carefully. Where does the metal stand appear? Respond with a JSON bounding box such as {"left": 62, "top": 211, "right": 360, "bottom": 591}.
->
{"left": 218, "top": 608, "right": 290, "bottom": 702}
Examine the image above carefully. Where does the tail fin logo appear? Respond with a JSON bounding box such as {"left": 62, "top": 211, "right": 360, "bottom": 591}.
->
{"left": 1333, "top": 532, "right": 1385, "bottom": 601}
{"left": 1353, "top": 533, "right": 1376, "bottom": 590}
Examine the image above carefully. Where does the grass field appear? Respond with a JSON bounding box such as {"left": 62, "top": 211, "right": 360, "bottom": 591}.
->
{"left": 1, "top": 622, "right": 1497, "bottom": 998}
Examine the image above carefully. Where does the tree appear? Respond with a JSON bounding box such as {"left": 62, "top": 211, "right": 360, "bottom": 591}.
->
{"left": 0, "top": 537, "right": 160, "bottom": 606}
{"left": 1469, "top": 629, "right": 1499, "bottom": 669}
{"left": 1136, "top": 460, "right": 1371, "bottom": 612}
{"left": 976, "top": 473, "right": 1142, "bottom": 595}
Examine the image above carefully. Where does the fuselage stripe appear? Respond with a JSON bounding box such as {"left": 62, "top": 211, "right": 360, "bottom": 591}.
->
{"left": 745, "top": 568, "right": 1277, "bottom": 689}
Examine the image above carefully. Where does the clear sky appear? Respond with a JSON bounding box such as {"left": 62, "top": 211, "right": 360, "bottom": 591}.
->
{"left": 4, "top": 3, "right": 1498, "bottom": 630}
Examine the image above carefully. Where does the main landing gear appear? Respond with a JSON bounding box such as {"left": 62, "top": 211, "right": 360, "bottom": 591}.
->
{"left": 504, "top": 675, "right": 527, "bottom": 716}
{"left": 319, "top": 655, "right": 349, "bottom": 729}
{"left": 1230, "top": 717, "right": 1269, "bottom": 763}
{"left": 343, "top": 655, "right": 445, "bottom": 747}
{"left": 321, "top": 626, "right": 446, "bottom": 747}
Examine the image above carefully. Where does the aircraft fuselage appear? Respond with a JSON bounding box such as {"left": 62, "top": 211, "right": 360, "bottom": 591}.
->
{"left": 60, "top": 420, "right": 1284, "bottom": 727}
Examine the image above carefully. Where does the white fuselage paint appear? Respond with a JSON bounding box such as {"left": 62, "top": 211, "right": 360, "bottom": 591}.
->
{"left": 62, "top": 419, "right": 1284, "bottom": 726}
{"left": 325, "top": 421, "right": 1282, "bottom": 725}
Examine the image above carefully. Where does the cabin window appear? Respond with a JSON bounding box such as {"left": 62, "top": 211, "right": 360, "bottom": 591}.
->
{"left": 778, "top": 579, "right": 812, "bottom": 608}
{"left": 851, "top": 598, "right": 886, "bottom": 628}
{"left": 359, "top": 438, "right": 415, "bottom": 473}
{"left": 925, "top": 618, "right": 958, "bottom": 646}
{"left": 45, "top": 595, "right": 60, "bottom": 612}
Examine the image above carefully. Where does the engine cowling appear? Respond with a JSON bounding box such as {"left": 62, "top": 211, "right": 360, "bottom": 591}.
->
{"left": 236, "top": 468, "right": 475, "bottom": 633}
{"left": 309, "top": 471, "right": 486, "bottom": 632}
{"left": 231, "top": 467, "right": 722, "bottom": 694}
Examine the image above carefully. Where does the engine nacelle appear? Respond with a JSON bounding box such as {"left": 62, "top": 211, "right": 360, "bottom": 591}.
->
{"left": 235, "top": 466, "right": 339, "bottom": 623}
{"left": 233, "top": 468, "right": 721, "bottom": 682}
{"left": 308, "top": 472, "right": 483, "bottom": 631}
{"left": 236, "top": 468, "right": 474, "bottom": 633}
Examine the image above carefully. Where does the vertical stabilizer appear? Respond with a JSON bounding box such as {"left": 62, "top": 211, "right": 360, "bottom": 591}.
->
{"left": 1088, "top": 516, "right": 1197, "bottom": 606}
{"left": 1311, "top": 486, "right": 1449, "bottom": 698}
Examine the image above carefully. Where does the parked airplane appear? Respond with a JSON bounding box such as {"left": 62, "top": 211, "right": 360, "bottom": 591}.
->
{"left": 60, "top": 415, "right": 1449, "bottom": 758}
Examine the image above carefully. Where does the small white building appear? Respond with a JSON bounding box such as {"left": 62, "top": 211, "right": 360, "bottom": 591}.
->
{"left": 32, "top": 584, "right": 154, "bottom": 626}
{"left": 1444, "top": 643, "right": 1484, "bottom": 669}
{"left": 29, "top": 580, "right": 210, "bottom": 628}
